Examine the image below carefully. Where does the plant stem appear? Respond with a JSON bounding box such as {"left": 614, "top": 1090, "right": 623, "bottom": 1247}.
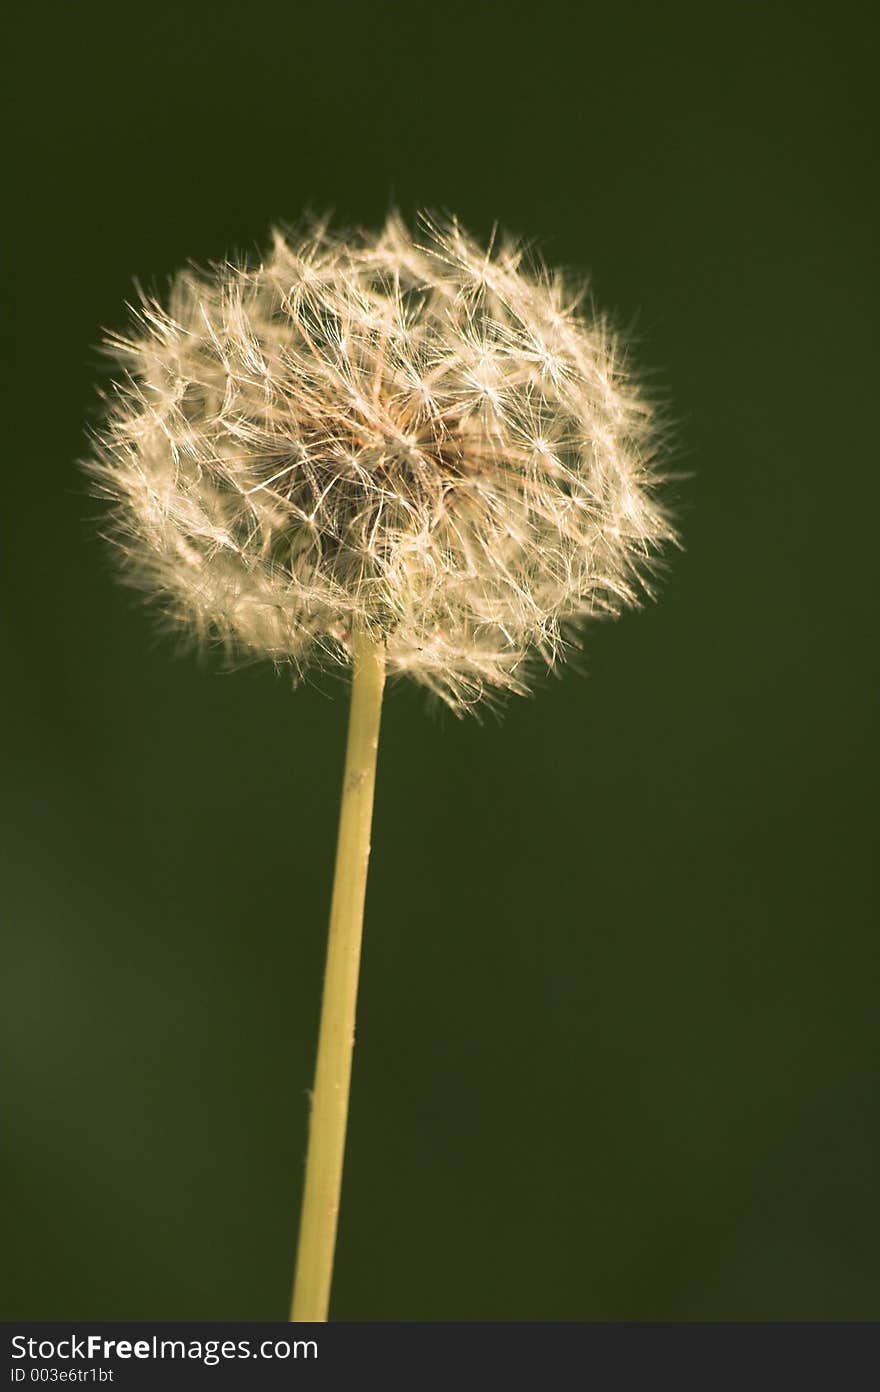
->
{"left": 290, "top": 632, "right": 386, "bottom": 1322}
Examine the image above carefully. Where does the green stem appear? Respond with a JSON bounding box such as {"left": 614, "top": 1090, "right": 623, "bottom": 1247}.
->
{"left": 290, "top": 632, "right": 386, "bottom": 1321}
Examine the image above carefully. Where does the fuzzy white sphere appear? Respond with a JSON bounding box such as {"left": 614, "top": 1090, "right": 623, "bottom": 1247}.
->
{"left": 88, "top": 214, "right": 675, "bottom": 709}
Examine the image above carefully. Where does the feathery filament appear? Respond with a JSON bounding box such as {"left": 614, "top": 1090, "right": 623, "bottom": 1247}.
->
{"left": 88, "top": 214, "right": 675, "bottom": 709}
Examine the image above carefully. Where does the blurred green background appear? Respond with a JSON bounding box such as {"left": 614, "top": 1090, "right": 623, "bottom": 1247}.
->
{"left": 3, "top": 1, "right": 877, "bottom": 1320}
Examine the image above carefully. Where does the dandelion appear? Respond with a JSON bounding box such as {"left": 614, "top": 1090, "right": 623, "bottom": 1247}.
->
{"left": 86, "top": 212, "right": 676, "bottom": 1320}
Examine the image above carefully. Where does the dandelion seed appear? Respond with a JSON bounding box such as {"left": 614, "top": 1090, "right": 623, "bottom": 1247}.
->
{"left": 87, "top": 213, "right": 675, "bottom": 711}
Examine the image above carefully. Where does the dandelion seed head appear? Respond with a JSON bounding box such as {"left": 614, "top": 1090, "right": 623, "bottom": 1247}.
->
{"left": 87, "top": 213, "right": 676, "bottom": 710}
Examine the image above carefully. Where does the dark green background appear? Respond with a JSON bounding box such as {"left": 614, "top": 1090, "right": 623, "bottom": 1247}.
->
{"left": 4, "top": 2, "right": 877, "bottom": 1320}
